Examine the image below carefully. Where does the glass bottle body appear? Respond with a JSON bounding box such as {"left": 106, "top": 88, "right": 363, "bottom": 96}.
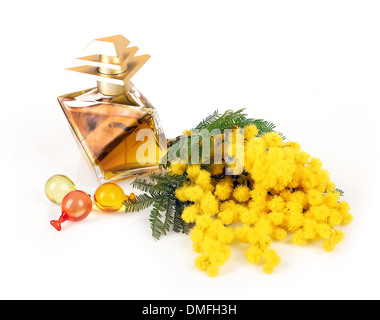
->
{"left": 58, "top": 83, "right": 166, "bottom": 183}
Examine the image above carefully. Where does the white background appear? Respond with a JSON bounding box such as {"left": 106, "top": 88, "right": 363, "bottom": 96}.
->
{"left": 1, "top": 0, "right": 379, "bottom": 300}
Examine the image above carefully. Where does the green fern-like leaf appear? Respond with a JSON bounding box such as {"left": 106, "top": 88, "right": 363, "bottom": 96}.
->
{"left": 123, "top": 192, "right": 161, "bottom": 213}
{"left": 181, "top": 220, "right": 195, "bottom": 235}
{"left": 149, "top": 197, "right": 164, "bottom": 240}
{"left": 172, "top": 199, "right": 193, "bottom": 235}
{"left": 194, "top": 110, "right": 221, "bottom": 130}
{"left": 148, "top": 172, "right": 188, "bottom": 189}
{"left": 193, "top": 108, "right": 285, "bottom": 138}
{"left": 132, "top": 176, "right": 178, "bottom": 194}
{"left": 126, "top": 172, "right": 190, "bottom": 239}
{"left": 131, "top": 178, "right": 157, "bottom": 193}
{"left": 161, "top": 192, "right": 175, "bottom": 236}
{"left": 173, "top": 200, "right": 185, "bottom": 233}
{"left": 252, "top": 119, "right": 276, "bottom": 134}
{"left": 200, "top": 109, "right": 247, "bottom": 132}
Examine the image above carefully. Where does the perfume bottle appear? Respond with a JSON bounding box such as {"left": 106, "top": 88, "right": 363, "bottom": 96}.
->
{"left": 58, "top": 35, "right": 166, "bottom": 183}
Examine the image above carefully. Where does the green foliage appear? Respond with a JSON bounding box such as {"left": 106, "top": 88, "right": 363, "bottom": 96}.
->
{"left": 194, "top": 110, "right": 221, "bottom": 130}
{"left": 124, "top": 192, "right": 161, "bottom": 213}
{"left": 124, "top": 172, "right": 192, "bottom": 240}
{"left": 149, "top": 197, "right": 165, "bottom": 240}
{"left": 127, "top": 108, "right": 285, "bottom": 240}
{"left": 126, "top": 109, "right": 345, "bottom": 241}
{"left": 193, "top": 108, "right": 283, "bottom": 137}
{"left": 161, "top": 108, "right": 284, "bottom": 170}
{"left": 131, "top": 172, "right": 187, "bottom": 194}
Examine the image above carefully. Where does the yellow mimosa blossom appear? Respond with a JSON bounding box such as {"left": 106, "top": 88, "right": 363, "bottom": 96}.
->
{"left": 262, "top": 249, "right": 281, "bottom": 274}
{"left": 244, "top": 125, "right": 259, "bottom": 140}
{"left": 245, "top": 245, "right": 264, "bottom": 264}
{"left": 232, "top": 185, "right": 251, "bottom": 202}
{"left": 171, "top": 125, "right": 352, "bottom": 277}
{"left": 181, "top": 204, "right": 200, "bottom": 223}
{"left": 210, "top": 164, "right": 225, "bottom": 176}
{"left": 168, "top": 161, "right": 188, "bottom": 175}
{"left": 214, "top": 177, "right": 234, "bottom": 201}
{"left": 186, "top": 165, "right": 201, "bottom": 181}
{"left": 195, "top": 170, "right": 214, "bottom": 192}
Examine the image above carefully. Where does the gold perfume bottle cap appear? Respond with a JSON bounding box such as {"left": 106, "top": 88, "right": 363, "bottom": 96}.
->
{"left": 65, "top": 35, "right": 150, "bottom": 96}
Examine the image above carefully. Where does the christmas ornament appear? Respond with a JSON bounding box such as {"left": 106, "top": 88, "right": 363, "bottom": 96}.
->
{"left": 94, "top": 183, "right": 125, "bottom": 212}
{"left": 45, "top": 174, "right": 76, "bottom": 204}
{"left": 50, "top": 190, "right": 92, "bottom": 231}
